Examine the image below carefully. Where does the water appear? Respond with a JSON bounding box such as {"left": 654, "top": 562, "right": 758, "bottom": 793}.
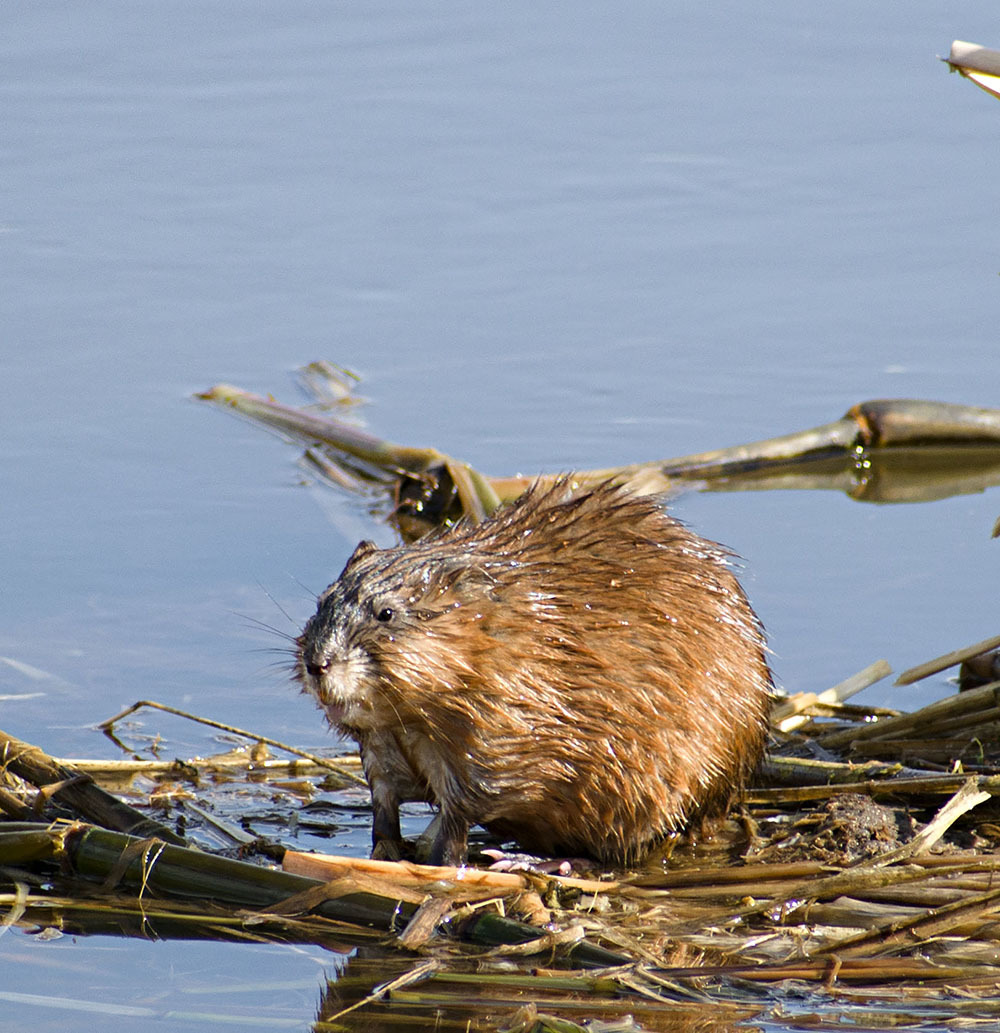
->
{"left": 3, "top": 1, "right": 999, "bottom": 1028}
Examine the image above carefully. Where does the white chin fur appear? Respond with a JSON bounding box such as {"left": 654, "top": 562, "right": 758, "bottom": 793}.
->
{"left": 307, "top": 655, "right": 375, "bottom": 729}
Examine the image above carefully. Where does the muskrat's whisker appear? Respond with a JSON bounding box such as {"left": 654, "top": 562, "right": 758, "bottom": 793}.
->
{"left": 248, "top": 643, "right": 298, "bottom": 657}
{"left": 288, "top": 574, "right": 324, "bottom": 602}
{"left": 237, "top": 612, "right": 299, "bottom": 642}
{"left": 373, "top": 684, "right": 409, "bottom": 738}
{"left": 255, "top": 580, "right": 302, "bottom": 626}
{"left": 261, "top": 656, "right": 300, "bottom": 675}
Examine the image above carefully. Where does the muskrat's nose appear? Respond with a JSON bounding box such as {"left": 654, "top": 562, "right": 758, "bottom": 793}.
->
{"left": 304, "top": 658, "right": 330, "bottom": 679}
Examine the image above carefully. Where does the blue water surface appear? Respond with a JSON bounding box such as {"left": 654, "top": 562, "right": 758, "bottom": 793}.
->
{"left": 2, "top": 2, "right": 999, "bottom": 1028}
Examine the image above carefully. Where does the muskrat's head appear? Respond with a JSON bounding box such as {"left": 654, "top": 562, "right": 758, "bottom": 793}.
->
{"left": 295, "top": 536, "right": 500, "bottom": 734}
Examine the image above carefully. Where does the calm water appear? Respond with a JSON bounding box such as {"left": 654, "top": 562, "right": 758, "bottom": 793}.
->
{"left": 3, "top": 1, "right": 999, "bottom": 1029}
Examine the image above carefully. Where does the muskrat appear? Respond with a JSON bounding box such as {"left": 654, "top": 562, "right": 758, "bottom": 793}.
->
{"left": 296, "top": 478, "right": 772, "bottom": 865}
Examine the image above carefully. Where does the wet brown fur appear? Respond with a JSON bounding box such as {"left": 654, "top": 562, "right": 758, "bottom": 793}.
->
{"left": 296, "top": 478, "right": 773, "bottom": 865}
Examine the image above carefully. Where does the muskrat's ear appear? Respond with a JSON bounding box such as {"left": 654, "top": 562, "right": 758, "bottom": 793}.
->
{"left": 341, "top": 540, "right": 379, "bottom": 576}
{"left": 438, "top": 558, "right": 501, "bottom": 601}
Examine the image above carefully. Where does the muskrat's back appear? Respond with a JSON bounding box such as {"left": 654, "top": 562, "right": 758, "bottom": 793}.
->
{"left": 297, "top": 478, "right": 772, "bottom": 865}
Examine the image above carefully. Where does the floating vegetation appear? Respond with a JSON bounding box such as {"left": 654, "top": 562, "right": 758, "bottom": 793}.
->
{"left": 5, "top": 635, "right": 1000, "bottom": 1031}
{"left": 196, "top": 365, "right": 1000, "bottom": 538}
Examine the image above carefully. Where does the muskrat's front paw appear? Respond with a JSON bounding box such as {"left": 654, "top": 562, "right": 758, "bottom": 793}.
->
{"left": 370, "top": 838, "right": 404, "bottom": 861}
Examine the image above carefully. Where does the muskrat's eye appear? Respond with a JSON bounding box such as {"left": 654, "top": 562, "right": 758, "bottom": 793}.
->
{"left": 375, "top": 606, "right": 395, "bottom": 623}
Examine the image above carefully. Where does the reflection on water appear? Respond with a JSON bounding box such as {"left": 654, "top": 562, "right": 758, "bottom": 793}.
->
{"left": 315, "top": 951, "right": 766, "bottom": 1033}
